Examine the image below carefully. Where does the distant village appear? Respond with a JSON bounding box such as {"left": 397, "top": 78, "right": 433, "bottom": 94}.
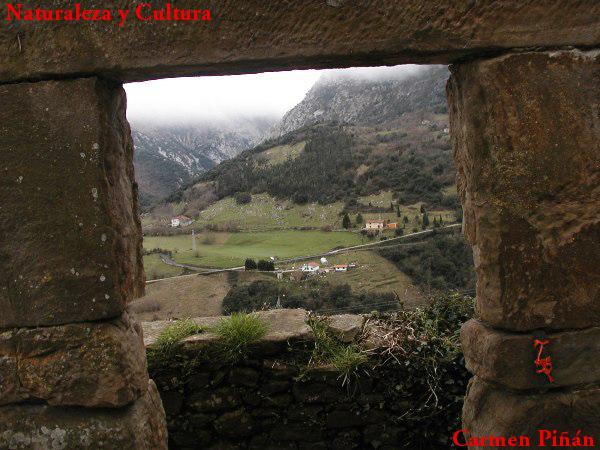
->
{"left": 299, "top": 259, "right": 358, "bottom": 274}
{"left": 170, "top": 215, "right": 399, "bottom": 231}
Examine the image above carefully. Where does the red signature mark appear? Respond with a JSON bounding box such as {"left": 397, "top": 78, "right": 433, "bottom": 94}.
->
{"left": 534, "top": 339, "right": 554, "bottom": 383}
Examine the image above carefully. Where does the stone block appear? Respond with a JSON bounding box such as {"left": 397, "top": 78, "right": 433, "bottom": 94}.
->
{"left": 462, "top": 377, "right": 600, "bottom": 448}
{"left": 0, "top": 380, "right": 167, "bottom": 449}
{"left": 327, "top": 314, "right": 365, "bottom": 343}
{"left": 0, "top": 313, "right": 148, "bottom": 407}
{"left": 143, "top": 309, "right": 312, "bottom": 354}
{"left": 0, "top": 77, "right": 144, "bottom": 328}
{"left": 462, "top": 319, "right": 600, "bottom": 390}
{"left": 1, "top": 1, "right": 600, "bottom": 83}
{"left": 448, "top": 50, "right": 600, "bottom": 331}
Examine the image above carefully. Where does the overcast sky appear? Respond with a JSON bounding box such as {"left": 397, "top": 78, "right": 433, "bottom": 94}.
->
{"left": 125, "top": 65, "right": 425, "bottom": 125}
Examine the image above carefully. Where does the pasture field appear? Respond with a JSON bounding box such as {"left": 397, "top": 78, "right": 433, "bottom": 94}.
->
{"left": 130, "top": 271, "right": 275, "bottom": 321}
{"left": 194, "top": 194, "right": 346, "bottom": 230}
{"left": 143, "top": 230, "right": 363, "bottom": 269}
{"left": 255, "top": 141, "right": 306, "bottom": 166}
{"left": 143, "top": 254, "right": 185, "bottom": 280}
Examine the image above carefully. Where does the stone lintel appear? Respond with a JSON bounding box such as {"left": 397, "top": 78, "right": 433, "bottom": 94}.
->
{"left": 1, "top": 1, "right": 600, "bottom": 83}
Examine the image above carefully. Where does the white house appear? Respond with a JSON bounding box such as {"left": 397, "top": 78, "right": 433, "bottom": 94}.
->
{"left": 334, "top": 264, "right": 349, "bottom": 272}
{"left": 301, "top": 262, "right": 320, "bottom": 273}
{"left": 365, "top": 219, "right": 388, "bottom": 230}
{"left": 171, "top": 215, "right": 193, "bottom": 228}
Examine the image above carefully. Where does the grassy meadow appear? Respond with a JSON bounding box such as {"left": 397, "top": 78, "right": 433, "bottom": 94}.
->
{"left": 143, "top": 253, "right": 186, "bottom": 280}
{"left": 143, "top": 230, "right": 363, "bottom": 269}
{"left": 193, "top": 194, "right": 346, "bottom": 230}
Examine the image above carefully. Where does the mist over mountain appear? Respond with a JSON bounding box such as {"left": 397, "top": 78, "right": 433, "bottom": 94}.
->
{"left": 132, "top": 115, "right": 276, "bottom": 208}
{"left": 272, "top": 65, "right": 448, "bottom": 137}
{"left": 165, "top": 65, "right": 455, "bottom": 218}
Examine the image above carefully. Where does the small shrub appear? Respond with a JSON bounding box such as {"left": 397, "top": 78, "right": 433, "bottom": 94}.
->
{"left": 257, "top": 259, "right": 275, "bottom": 271}
{"left": 212, "top": 313, "right": 268, "bottom": 362}
{"left": 244, "top": 258, "right": 257, "bottom": 270}
{"left": 234, "top": 192, "right": 252, "bottom": 205}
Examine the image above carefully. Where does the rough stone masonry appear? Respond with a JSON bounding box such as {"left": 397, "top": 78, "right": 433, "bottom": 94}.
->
{"left": 449, "top": 49, "right": 600, "bottom": 447}
{"left": 0, "top": 78, "right": 167, "bottom": 448}
{"left": 0, "top": 1, "right": 599, "bottom": 448}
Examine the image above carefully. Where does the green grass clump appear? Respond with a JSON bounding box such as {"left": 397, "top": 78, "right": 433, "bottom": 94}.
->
{"left": 331, "top": 346, "right": 368, "bottom": 378}
{"left": 154, "top": 319, "right": 204, "bottom": 353}
{"left": 213, "top": 313, "right": 268, "bottom": 362}
{"left": 308, "top": 316, "right": 368, "bottom": 385}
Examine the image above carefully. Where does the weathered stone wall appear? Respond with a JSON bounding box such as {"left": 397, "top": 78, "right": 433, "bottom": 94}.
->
{"left": 143, "top": 308, "right": 468, "bottom": 449}
{"left": 1, "top": 1, "right": 600, "bottom": 83}
{"left": 448, "top": 49, "right": 600, "bottom": 446}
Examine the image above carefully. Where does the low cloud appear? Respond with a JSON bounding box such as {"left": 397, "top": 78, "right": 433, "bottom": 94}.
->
{"left": 125, "top": 65, "right": 440, "bottom": 126}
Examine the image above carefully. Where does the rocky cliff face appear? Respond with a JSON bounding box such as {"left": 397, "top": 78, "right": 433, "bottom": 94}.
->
{"left": 272, "top": 66, "right": 448, "bottom": 136}
{"left": 132, "top": 116, "right": 275, "bottom": 207}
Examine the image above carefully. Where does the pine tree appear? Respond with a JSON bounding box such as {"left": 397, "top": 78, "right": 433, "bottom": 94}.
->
{"left": 356, "top": 213, "right": 364, "bottom": 225}
{"left": 396, "top": 204, "right": 401, "bottom": 217}
{"left": 342, "top": 213, "right": 351, "bottom": 229}
{"left": 423, "top": 212, "right": 430, "bottom": 227}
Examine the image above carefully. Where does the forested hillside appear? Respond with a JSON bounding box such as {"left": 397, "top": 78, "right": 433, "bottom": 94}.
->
{"left": 167, "top": 66, "right": 456, "bottom": 217}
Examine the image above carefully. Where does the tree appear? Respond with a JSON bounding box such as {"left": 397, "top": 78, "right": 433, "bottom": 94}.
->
{"left": 395, "top": 228, "right": 404, "bottom": 236}
{"left": 423, "top": 212, "right": 430, "bottom": 227}
{"left": 390, "top": 202, "right": 395, "bottom": 212}
{"left": 244, "top": 258, "right": 257, "bottom": 270}
{"left": 257, "top": 259, "right": 275, "bottom": 271}
{"left": 403, "top": 215, "right": 410, "bottom": 224}
{"left": 396, "top": 204, "right": 401, "bottom": 217}
{"left": 420, "top": 204, "right": 426, "bottom": 214}
{"left": 234, "top": 191, "right": 252, "bottom": 205}
{"left": 356, "top": 213, "right": 364, "bottom": 225}
{"left": 342, "top": 213, "right": 351, "bottom": 229}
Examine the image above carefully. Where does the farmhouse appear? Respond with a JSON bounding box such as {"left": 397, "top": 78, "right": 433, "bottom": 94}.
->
{"left": 387, "top": 222, "right": 398, "bottom": 229}
{"left": 333, "top": 264, "right": 349, "bottom": 272}
{"left": 300, "top": 262, "right": 320, "bottom": 273}
{"left": 365, "top": 219, "right": 388, "bottom": 230}
{"left": 171, "top": 215, "right": 193, "bottom": 228}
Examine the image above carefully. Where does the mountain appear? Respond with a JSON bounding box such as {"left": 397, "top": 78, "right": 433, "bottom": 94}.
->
{"left": 166, "top": 65, "right": 456, "bottom": 218}
{"left": 132, "top": 116, "right": 276, "bottom": 208}
{"left": 272, "top": 66, "right": 448, "bottom": 136}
